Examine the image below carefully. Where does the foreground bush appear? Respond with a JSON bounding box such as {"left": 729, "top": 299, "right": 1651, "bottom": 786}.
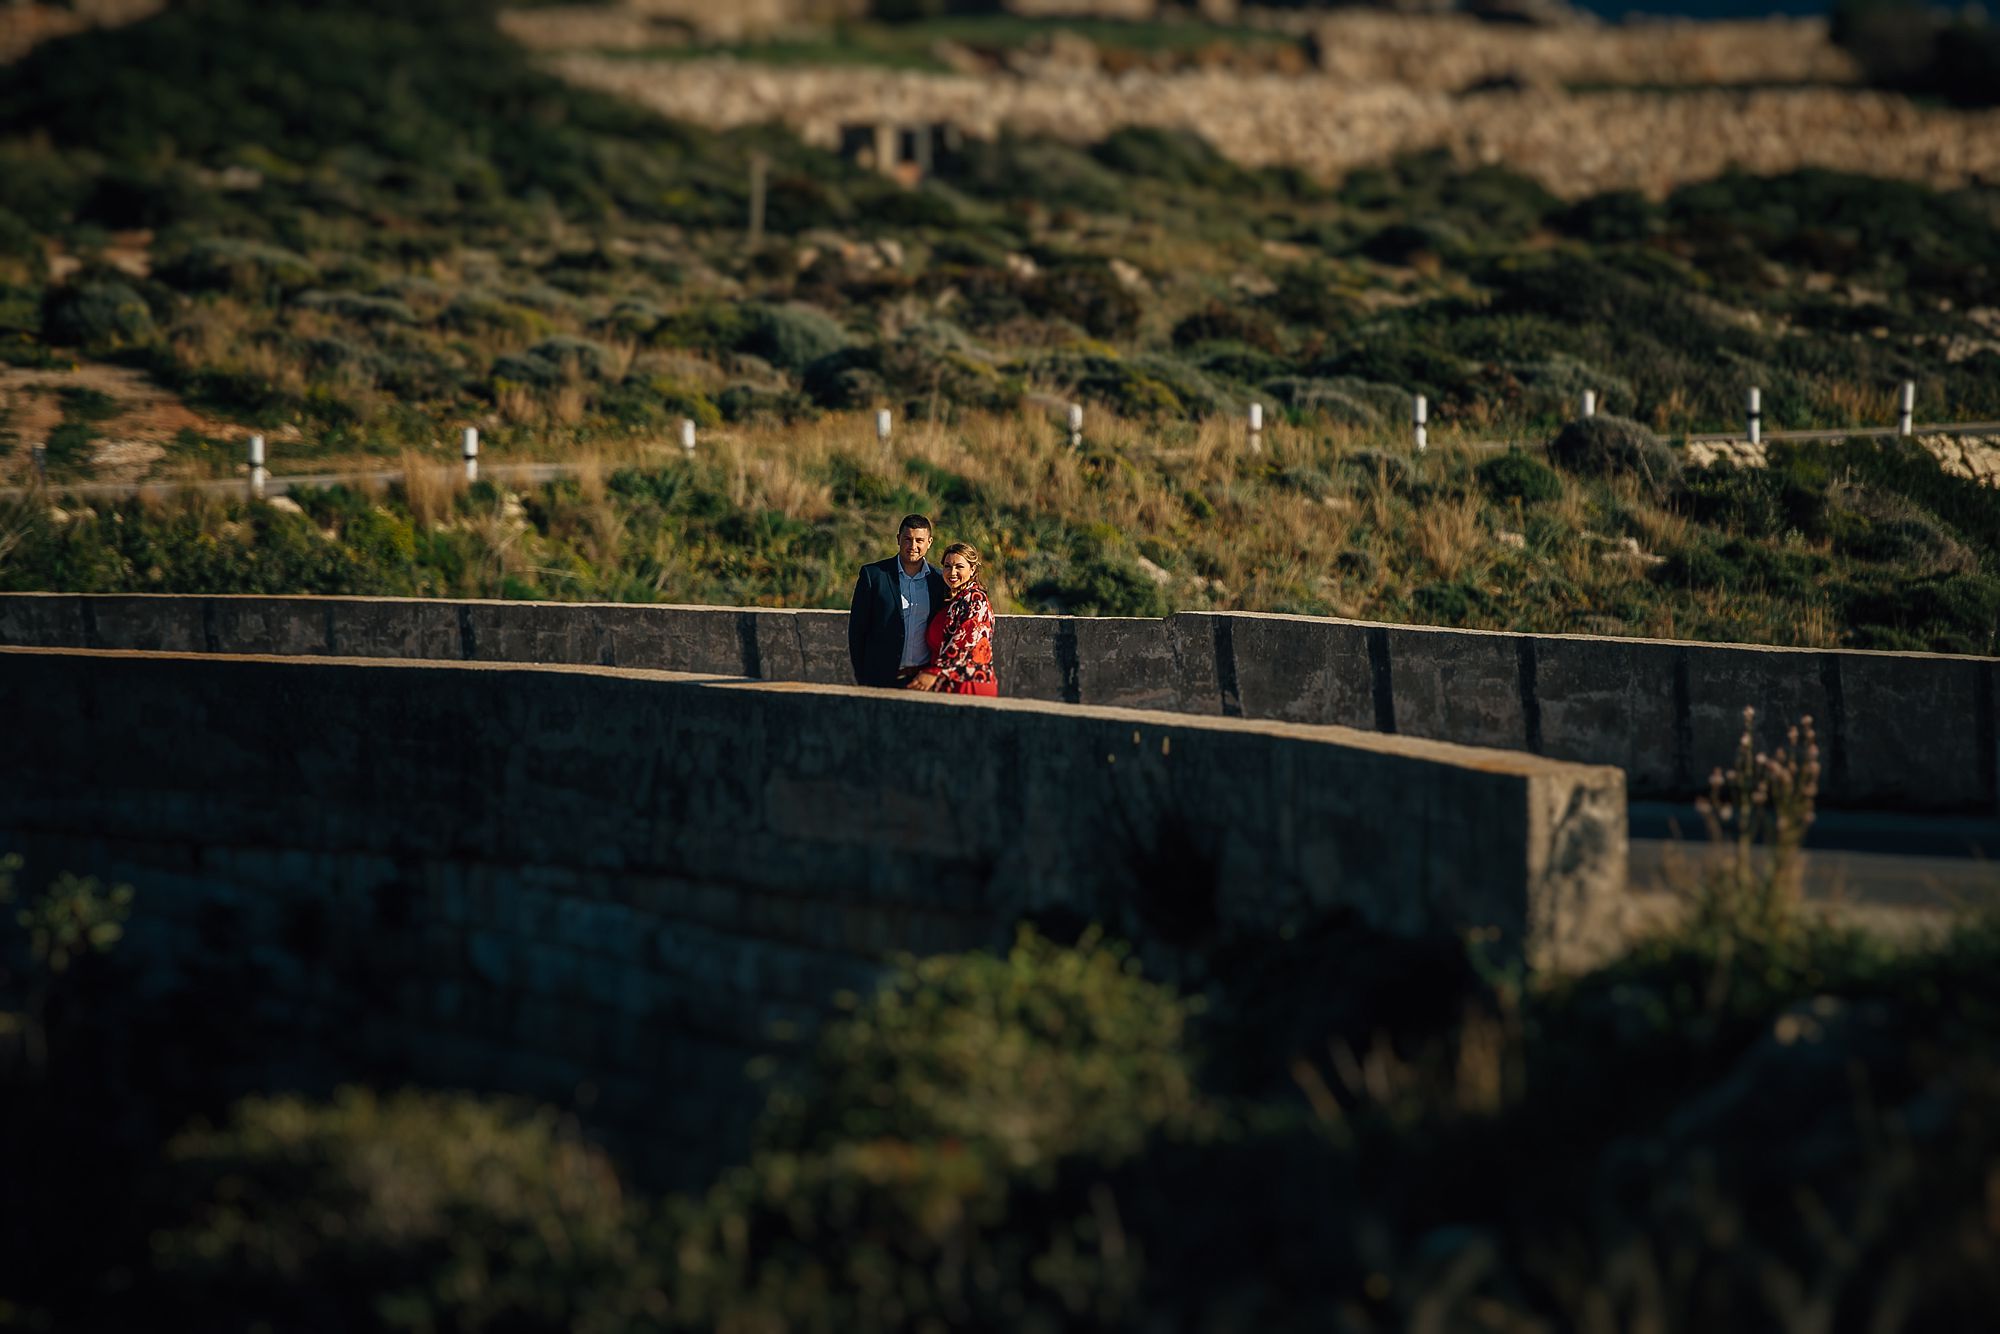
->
{"left": 152, "top": 1089, "right": 660, "bottom": 1333}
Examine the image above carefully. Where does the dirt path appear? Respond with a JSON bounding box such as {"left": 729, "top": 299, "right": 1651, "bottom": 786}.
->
{"left": 0, "top": 363, "right": 239, "bottom": 483}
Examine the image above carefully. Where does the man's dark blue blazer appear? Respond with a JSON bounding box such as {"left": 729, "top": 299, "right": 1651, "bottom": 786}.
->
{"left": 849, "top": 556, "right": 946, "bottom": 687}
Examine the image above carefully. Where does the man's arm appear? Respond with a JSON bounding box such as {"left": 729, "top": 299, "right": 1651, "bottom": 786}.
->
{"left": 848, "top": 565, "right": 873, "bottom": 683}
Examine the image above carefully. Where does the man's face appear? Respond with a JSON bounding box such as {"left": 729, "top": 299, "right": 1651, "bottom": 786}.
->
{"left": 898, "top": 525, "right": 932, "bottom": 566}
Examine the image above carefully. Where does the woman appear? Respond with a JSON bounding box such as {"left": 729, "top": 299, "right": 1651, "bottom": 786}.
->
{"left": 906, "top": 541, "right": 998, "bottom": 697}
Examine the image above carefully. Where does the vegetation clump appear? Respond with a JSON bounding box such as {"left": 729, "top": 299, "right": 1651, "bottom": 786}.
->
{"left": 1547, "top": 413, "right": 1681, "bottom": 496}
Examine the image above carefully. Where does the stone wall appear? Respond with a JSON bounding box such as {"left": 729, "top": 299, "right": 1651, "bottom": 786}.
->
{"left": 0, "top": 643, "right": 1625, "bottom": 1182}
{"left": 2, "top": 593, "right": 1991, "bottom": 813}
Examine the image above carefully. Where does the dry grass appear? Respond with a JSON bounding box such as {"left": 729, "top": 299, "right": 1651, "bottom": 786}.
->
{"left": 1414, "top": 492, "right": 1483, "bottom": 580}
{"left": 398, "top": 449, "right": 463, "bottom": 530}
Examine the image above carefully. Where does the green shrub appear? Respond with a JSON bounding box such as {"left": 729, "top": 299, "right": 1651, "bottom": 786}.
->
{"left": 1547, "top": 414, "right": 1681, "bottom": 495}
{"left": 1844, "top": 571, "right": 2000, "bottom": 653}
{"left": 439, "top": 292, "right": 551, "bottom": 337}
{"left": 151, "top": 1089, "right": 656, "bottom": 1333}
{"left": 676, "top": 929, "right": 1206, "bottom": 1332}
{"left": 1822, "top": 480, "right": 1976, "bottom": 574}
{"left": 1032, "top": 263, "right": 1143, "bottom": 341}
{"left": 802, "top": 345, "right": 888, "bottom": 409}
{"left": 1359, "top": 220, "right": 1469, "bottom": 265}
{"left": 156, "top": 238, "right": 317, "bottom": 299}
{"left": 761, "top": 927, "right": 1204, "bottom": 1165}
{"left": 1477, "top": 450, "right": 1563, "bottom": 505}
{"left": 293, "top": 290, "right": 418, "bottom": 326}
{"left": 1092, "top": 126, "right": 1252, "bottom": 193}
{"left": 1025, "top": 548, "right": 1171, "bottom": 616}
{"left": 1127, "top": 353, "right": 1234, "bottom": 417}
{"left": 954, "top": 134, "right": 1126, "bottom": 213}
{"left": 742, "top": 301, "right": 848, "bottom": 373}
{"left": 875, "top": 318, "right": 1020, "bottom": 412}
{"left": 1172, "top": 303, "right": 1283, "bottom": 354}
{"left": 1262, "top": 375, "right": 1399, "bottom": 426}
{"left": 716, "top": 382, "right": 815, "bottom": 424}
{"left": 40, "top": 280, "right": 156, "bottom": 348}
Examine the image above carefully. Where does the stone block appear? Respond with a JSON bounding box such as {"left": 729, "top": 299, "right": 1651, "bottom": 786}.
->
{"left": 1159, "top": 613, "right": 1225, "bottom": 716}
{"left": 209, "top": 596, "right": 331, "bottom": 655}
{"left": 994, "top": 614, "right": 1070, "bottom": 702}
{"left": 0, "top": 594, "right": 85, "bottom": 649}
{"left": 460, "top": 600, "right": 602, "bottom": 666}
{"left": 329, "top": 597, "right": 462, "bottom": 660}
{"left": 1073, "top": 616, "right": 1180, "bottom": 711}
{"left": 1226, "top": 613, "right": 1375, "bottom": 727}
{"left": 1531, "top": 634, "right": 1683, "bottom": 795}
{"left": 84, "top": 595, "right": 203, "bottom": 652}
{"left": 1833, "top": 652, "right": 1995, "bottom": 812}
{"left": 1683, "top": 642, "right": 1831, "bottom": 799}
{"left": 1385, "top": 625, "right": 1528, "bottom": 751}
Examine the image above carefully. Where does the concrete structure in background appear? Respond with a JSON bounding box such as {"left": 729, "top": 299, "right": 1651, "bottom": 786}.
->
{"left": 3, "top": 593, "right": 1992, "bottom": 813}
{"left": 0, "top": 644, "right": 1626, "bottom": 1181}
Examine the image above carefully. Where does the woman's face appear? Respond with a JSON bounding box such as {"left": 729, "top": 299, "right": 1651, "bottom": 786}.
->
{"left": 942, "top": 552, "right": 975, "bottom": 591}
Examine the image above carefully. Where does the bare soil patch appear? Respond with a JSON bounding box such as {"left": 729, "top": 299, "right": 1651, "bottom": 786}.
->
{"left": 0, "top": 362, "right": 239, "bottom": 483}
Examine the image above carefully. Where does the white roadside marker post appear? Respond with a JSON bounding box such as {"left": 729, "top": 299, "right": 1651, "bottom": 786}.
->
{"left": 1067, "top": 402, "right": 1083, "bottom": 449}
{"left": 1898, "top": 380, "right": 1915, "bottom": 438}
{"left": 462, "top": 426, "right": 479, "bottom": 484}
{"left": 1747, "top": 387, "right": 1762, "bottom": 447}
{"left": 1248, "top": 400, "right": 1263, "bottom": 454}
{"left": 876, "top": 408, "right": 892, "bottom": 448}
{"left": 1581, "top": 389, "right": 1596, "bottom": 418}
{"left": 1413, "top": 393, "right": 1428, "bottom": 454}
{"left": 680, "top": 417, "right": 697, "bottom": 453}
{"left": 248, "top": 433, "right": 266, "bottom": 500}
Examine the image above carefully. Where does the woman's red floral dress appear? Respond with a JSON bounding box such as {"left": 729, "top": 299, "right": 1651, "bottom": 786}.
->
{"left": 924, "top": 581, "right": 998, "bottom": 696}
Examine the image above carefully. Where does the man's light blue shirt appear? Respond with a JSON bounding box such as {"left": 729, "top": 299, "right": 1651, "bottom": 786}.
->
{"left": 898, "top": 561, "right": 936, "bottom": 669}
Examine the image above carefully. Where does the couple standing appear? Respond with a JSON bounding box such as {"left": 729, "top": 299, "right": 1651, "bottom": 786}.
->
{"left": 847, "top": 513, "right": 998, "bottom": 696}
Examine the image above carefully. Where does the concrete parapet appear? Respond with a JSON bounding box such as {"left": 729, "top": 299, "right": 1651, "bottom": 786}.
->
{"left": 2, "top": 592, "right": 1992, "bottom": 812}
{"left": 0, "top": 645, "right": 1627, "bottom": 1181}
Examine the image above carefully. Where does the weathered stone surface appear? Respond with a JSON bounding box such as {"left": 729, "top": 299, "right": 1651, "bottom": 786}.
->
{"left": 1073, "top": 616, "right": 1178, "bottom": 710}
{"left": 1225, "top": 612, "right": 1376, "bottom": 728}
{"left": 1683, "top": 642, "right": 1833, "bottom": 796}
{"left": 328, "top": 596, "right": 462, "bottom": 660}
{"left": 76, "top": 594, "right": 203, "bottom": 652}
{"left": 0, "top": 591, "right": 85, "bottom": 649}
{"left": 1831, "top": 653, "right": 1994, "bottom": 813}
{"left": 995, "top": 613, "right": 1071, "bottom": 702}
{"left": 1532, "top": 634, "right": 1684, "bottom": 793}
{"left": 209, "top": 596, "right": 334, "bottom": 656}
{"left": 1383, "top": 624, "right": 1528, "bottom": 752}
{"left": 0, "top": 643, "right": 1628, "bottom": 1183}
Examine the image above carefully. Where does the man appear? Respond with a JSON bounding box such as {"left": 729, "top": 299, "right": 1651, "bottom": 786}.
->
{"left": 849, "top": 513, "right": 948, "bottom": 688}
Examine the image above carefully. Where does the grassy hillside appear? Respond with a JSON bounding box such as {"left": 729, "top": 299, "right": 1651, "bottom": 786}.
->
{"left": 2, "top": 0, "right": 1998, "bottom": 650}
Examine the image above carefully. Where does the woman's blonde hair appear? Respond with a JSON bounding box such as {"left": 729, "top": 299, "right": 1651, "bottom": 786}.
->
{"left": 940, "top": 541, "right": 981, "bottom": 575}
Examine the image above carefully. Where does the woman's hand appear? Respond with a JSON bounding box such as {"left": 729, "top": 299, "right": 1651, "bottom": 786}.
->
{"left": 906, "top": 671, "right": 939, "bottom": 691}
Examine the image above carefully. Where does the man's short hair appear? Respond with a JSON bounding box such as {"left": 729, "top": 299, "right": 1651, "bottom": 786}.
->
{"left": 898, "top": 513, "right": 933, "bottom": 534}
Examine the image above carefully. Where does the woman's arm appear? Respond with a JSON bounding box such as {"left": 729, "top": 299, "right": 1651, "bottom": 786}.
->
{"left": 931, "top": 589, "right": 993, "bottom": 685}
